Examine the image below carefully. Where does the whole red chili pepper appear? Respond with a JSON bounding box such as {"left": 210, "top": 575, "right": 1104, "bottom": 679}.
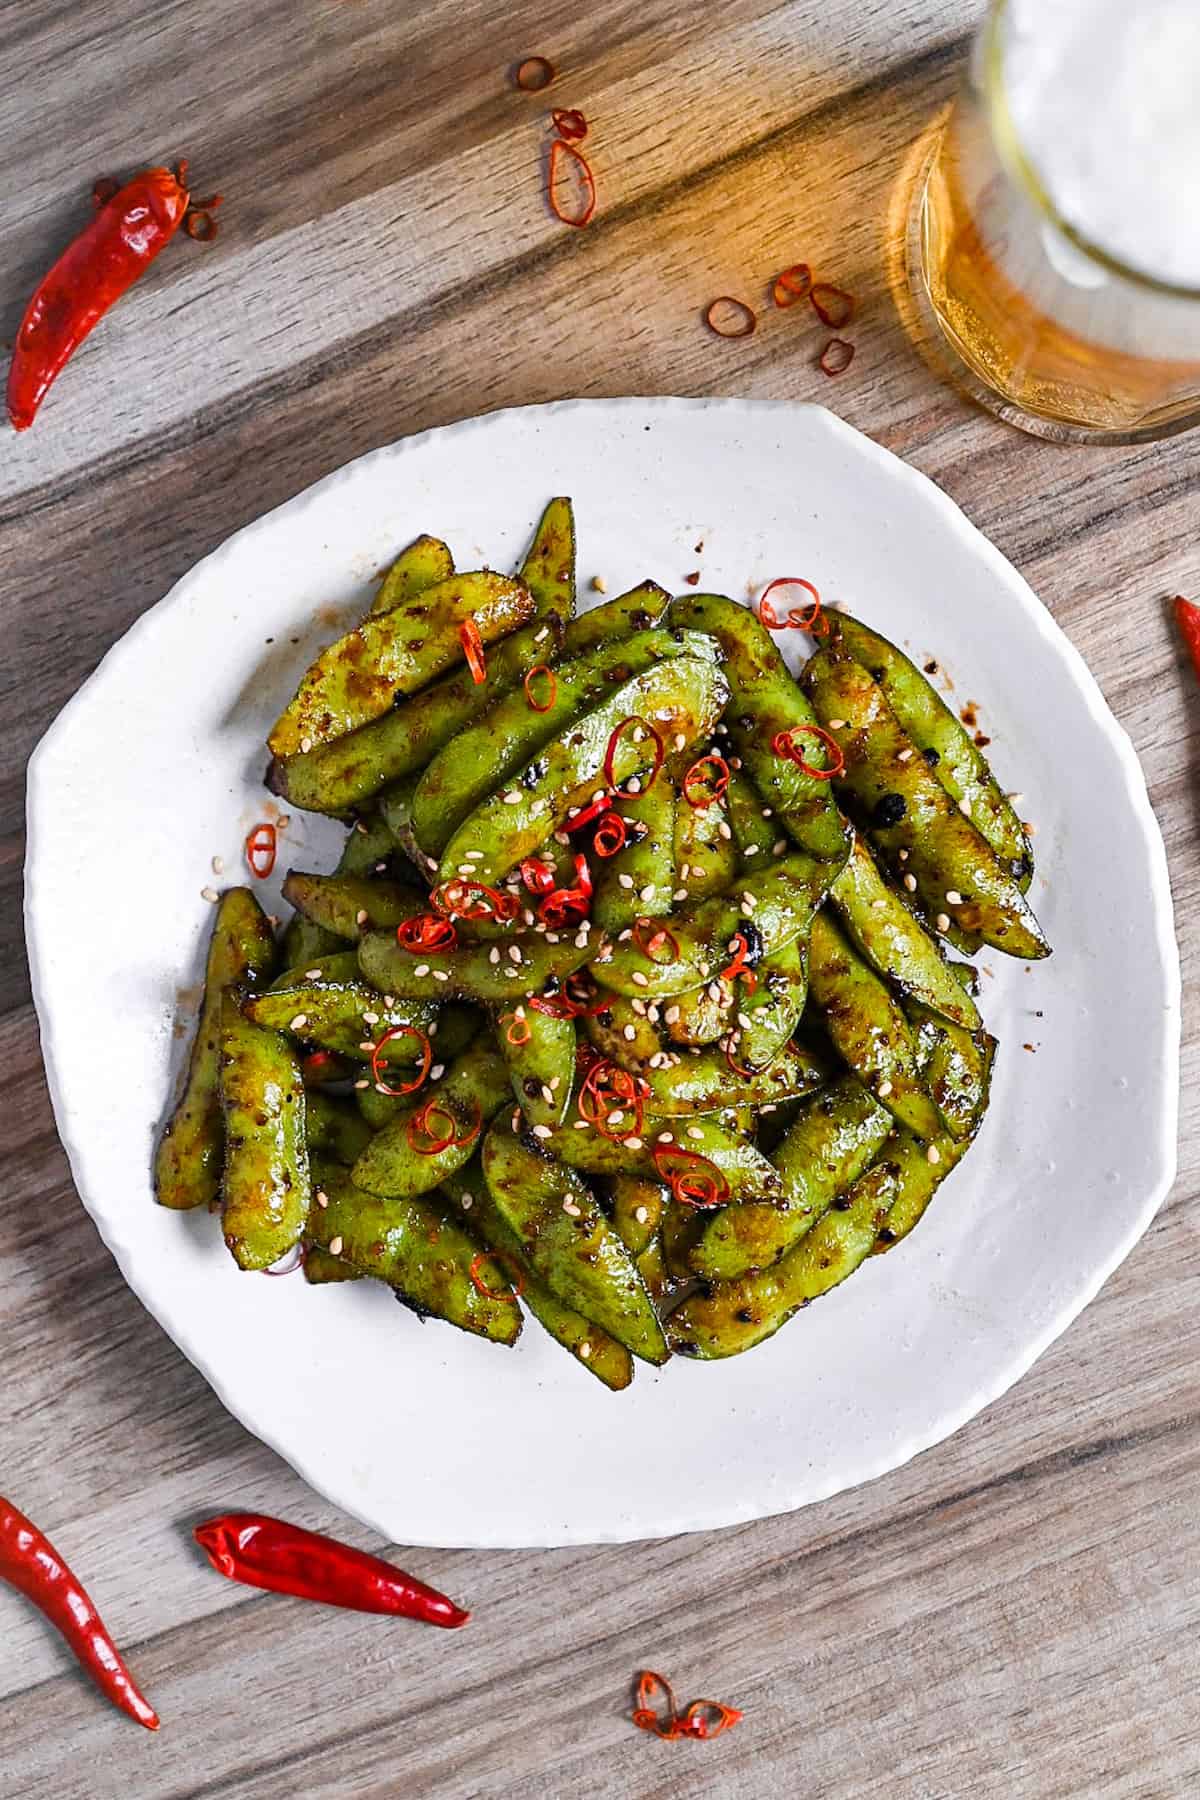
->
{"left": 194, "top": 1513, "right": 470, "bottom": 1628}
{"left": 1174, "top": 596, "right": 1200, "bottom": 685}
{"left": 7, "top": 165, "right": 191, "bottom": 431}
{"left": 0, "top": 1496, "right": 159, "bottom": 1729}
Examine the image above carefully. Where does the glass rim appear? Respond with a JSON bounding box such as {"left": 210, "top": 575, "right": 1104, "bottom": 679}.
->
{"left": 985, "top": 0, "right": 1200, "bottom": 304}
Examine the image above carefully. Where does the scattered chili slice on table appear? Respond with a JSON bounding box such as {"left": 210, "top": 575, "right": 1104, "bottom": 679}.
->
{"left": 0, "top": 1496, "right": 159, "bottom": 1728}
{"left": 632, "top": 1669, "right": 742, "bottom": 1742}
{"left": 772, "top": 262, "right": 813, "bottom": 307}
{"left": 551, "top": 107, "right": 588, "bottom": 141}
{"left": 772, "top": 722, "right": 845, "bottom": 779}
{"left": 194, "top": 1513, "right": 469, "bottom": 1627}
{"left": 459, "top": 618, "right": 487, "bottom": 685}
{"left": 704, "top": 296, "right": 757, "bottom": 339}
{"left": 1173, "top": 596, "right": 1200, "bottom": 684}
{"left": 244, "top": 821, "right": 278, "bottom": 878}
{"left": 6, "top": 162, "right": 218, "bottom": 431}
{"left": 819, "top": 337, "right": 855, "bottom": 377}
{"left": 514, "top": 55, "right": 555, "bottom": 91}
{"left": 810, "top": 282, "right": 855, "bottom": 329}
{"left": 547, "top": 138, "right": 596, "bottom": 227}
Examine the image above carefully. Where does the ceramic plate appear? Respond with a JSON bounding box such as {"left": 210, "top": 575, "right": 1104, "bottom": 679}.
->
{"left": 25, "top": 399, "right": 1179, "bottom": 1548}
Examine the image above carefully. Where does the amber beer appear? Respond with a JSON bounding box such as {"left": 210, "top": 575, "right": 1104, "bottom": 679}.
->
{"left": 914, "top": 0, "right": 1200, "bottom": 443}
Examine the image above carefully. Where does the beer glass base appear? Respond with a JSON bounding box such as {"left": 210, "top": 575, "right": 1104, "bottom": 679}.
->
{"left": 905, "top": 139, "right": 1200, "bottom": 447}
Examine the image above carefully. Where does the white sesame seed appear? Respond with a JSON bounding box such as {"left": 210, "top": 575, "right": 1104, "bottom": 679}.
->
{"left": 1008, "top": 792, "right": 1024, "bottom": 805}
{"left": 761, "top": 807, "right": 773, "bottom": 818}
{"left": 898, "top": 848, "right": 910, "bottom": 861}
{"left": 356, "top": 909, "right": 369, "bottom": 925}
{"left": 717, "top": 821, "right": 732, "bottom": 840}
{"left": 414, "top": 963, "right": 430, "bottom": 977}
{"left": 354, "top": 1079, "right": 369, "bottom": 1090}
{"left": 362, "top": 1011, "right": 379, "bottom": 1027}
{"left": 304, "top": 967, "right": 323, "bottom": 980}
{"left": 534, "top": 625, "right": 550, "bottom": 642}
{"left": 618, "top": 873, "right": 634, "bottom": 889}
{"left": 957, "top": 798, "right": 971, "bottom": 816}
{"left": 657, "top": 1131, "right": 674, "bottom": 1144}
{"left": 639, "top": 885, "right": 656, "bottom": 903}
{"left": 926, "top": 1144, "right": 941, "bottom": 1165}
{"left": 904, "top": 874, "right": 918, "bottom": 892}
{"left": 622, "top": 1024, "right": 637, "bottom": 1042}
{"left": 708, "top": 982, "right": 723, "bottom": 1002}
{"left": 457, "top": 864, "right": 474, "bottom": 877}
{"left": 665, "top": 1005, "right": 680, "bottom": 1024}
{"left": 375, "top": 1082, "right": 391, "bottom": 1094}
{"left": 687, "top": 1125, "right": 705, "bottom": 1141}
{"left": 1023, "top": 820, "right": 1037, "bottom": 835}
{"left": 201, "top": 886, "right": 219, "bottom": 904}
{"left": 211, "top": 855, "right": 224, "bottom": 875}
{"left": 541, "top": 1084, "right": 554, "bottom": 1104}
{"left": 465, "top": 849, "right": 484, "bottom": 861}
{"left": 897, "top": 748, "right": 913, "bottom": 763}
{"left": 760, "top": 1103, "right": 776, "bottom": 1113}
{"left": 590, "top": 576, "right": 607, "bottom": 593}
{"left": 504, "top": 967, "right": 518, "bottom": 978}
{"left": 554, "top": 831, "right": 570, "bottom": 847}
{"left": 632, "top": 972, "right": 649, "bottom": 987}
{"left": 630, "top": 998, "right": 647, "bottom": 1016}
{"left": 673, "top": 732, "right": 687, "bottom": 752}
{"left": 359, "top": 1040, "right": 375, "bottom": 1053}
{"left": 936, "top": 913, "right": 951, "bottom": 931}
{"left": 609, "top": 1110, "right": 626, "bottom": 1127}
{"left": 434, "top": 969, "right": 450, "bottom": 982}
{"left": 737, "top": 1012, "right": 753, "bottom": 1030}
{"left": 945, "top": 889, "right": 963, "bottom": 906}
{"left": 579, "top": 1339, "right": 593, "bottom": 1358}
{"left": 508, "top": 945, "right": 523, "bottom": 964}
{"left": 562, "top": 1197, "right": 582, "bottom": 1215}
{"left": 531, "top": 799, "right": 546, "bottom": 814}
{"left": 647, "top": 1004, "right": 661, "bottom": 1023}
{"left": 316, "top": 1190, "right": 329, "bottom": 1209}
{"left": 325, "top": 1234, "right": 344, "bottom": 1256}
{"left": 524, "top": 909, "right": 537, "bottom": 927}
{"left": 430, "top": 1064, "right": 445, "bottom": 1080}
{"left": 460, "top": 1192, "right": 474, "bottom": 1209}
{"left": 673, "top": 889, "right": 688, "bottom": 902}
{"left": 573, "top": 1119, "right": 590, "bottom": 1130}
{"left": 503, "top": 791, "right": 522, "bottom": 805}
{"left": 300, "top": 737, "right": 313, "bottom": 754}
{"left": 626, "top": 777, "right": 642, "bottom": 796}
{"left": 550, "top": 1076, "right": 561, "bottom": 1090}
{"left": 772, "top": 839, "right": 788, "bottom": 855}
{"left": 741, "top": 891, "right": 757, "bottom": 909}
{"left": 290, "top": 1013, "right": 308, "bottom": 1030}
{"left": 532, "top": 1124, "right": 552, "bottom": 1139}
{"left": 871, "top": 898, "right": 888, "bottom": 911}
{"left": 878, "top": 1078, "right": 894, "bottom": 1098}
{"left": 575, "top": 931, "right": 589, "bottom": 949}
{"left": 489, "top": 947, "right": 501, "bottom": 964}
{"left": 634, "top": 1205, "right": 650, "bottom": 1224}
{"left": 593, "top": 789, "right": 606, "bottom": 804}
{"left": 827, "top": 718, "right": 846, "bottom": 730}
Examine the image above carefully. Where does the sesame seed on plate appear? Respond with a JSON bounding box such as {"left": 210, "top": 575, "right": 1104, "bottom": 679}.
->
{"left": 201, "top": 886, "right": 219, "bottom": 904}
{"left": 328, "top": 1235, "right": 343, "bottom": 1255}
{"left": 590, "top": 576, "right": 607, "bottom": 593}
{"left": 211, "top": 855, "right": 224, "bottom": 875}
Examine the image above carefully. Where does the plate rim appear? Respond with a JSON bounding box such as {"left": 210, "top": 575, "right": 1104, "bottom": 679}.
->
{"left": 24, "top": 395, "right": 1182, "bottom": 1546}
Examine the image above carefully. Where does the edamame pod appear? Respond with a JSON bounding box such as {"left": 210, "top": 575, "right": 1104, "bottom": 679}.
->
{"left": 219, "top": 991, "right": 310, "bottom": 1271}
{"left": 562, "top": 581, "right": 670, "bottom": 650}
{"left": 583, "top": 986, "right": 662, "bottom": 1070}
{"left": 610, "top": 1175, "right": 668, "bottom": 1257}
{"left": 808, "top": 909, "right": 942, "bottom": 1141}
{"left": 359, "top": 926, "right": 596, "bottom": 1003}
{"left": 351, "top": 1038, "right": 511, "bottom": 1198}
{"left": 372, "top": 533, "right": 454, "bottom": 615}
{"left": 268, "top": 571, "right": 536, "bottom": 758}
{"left": 669, "top": 592, "right": 849, "bottom": 862}
{"left": 640, "top": 1040, "right": 825, "bottom": 1116}
{"left": 672, "top": 763, "right": 738, "bottom": 901}
{"left": 436, "top": 653, "right": 728, "bottom": 886}
{"left": 802, "top": 646, "right": 1050, "bottom": 960}
{"left": 493, "top": 1003, "right": 575, "bottom": 1128}
{"left": 591, "top": 774, "right": 677, "bottom": 933}
{"left": 156, "top": 889, "right": 278, "bottom": 1211}
{"left": 307, "top": 1158, "right": 521, "bottom": 1342}
{"left": 538, "top": 1105, "right": 784, "bottom": 1205}
{"left": 518, "top": 497, "right": 576, "bottom": 618}
{"left": 281, "top": 871, "right": 422, "bottom": 941}
{"left": 279, "top": 818, "right": 397, "bottom": 967}
{"left": 732, "top": 932, "right": 809, "bottom": 1071}
{"left": 246, "top": 961, "right": 439, "bottom": 1059}
{"left": 481, "top": 1124, "right": 669, "bottom": 1364}
{"left": 305, "top": 1091, "right": 375, "bottom": 1166}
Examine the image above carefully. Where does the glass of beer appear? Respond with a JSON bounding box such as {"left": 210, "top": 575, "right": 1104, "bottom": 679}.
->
{"left": 912, "top": 0, "right": 1200, "bottom": 442}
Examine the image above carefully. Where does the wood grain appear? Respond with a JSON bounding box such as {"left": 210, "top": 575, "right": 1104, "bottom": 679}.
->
{"left": 2, "top": 2, "right": 1198, "bottom": 1795}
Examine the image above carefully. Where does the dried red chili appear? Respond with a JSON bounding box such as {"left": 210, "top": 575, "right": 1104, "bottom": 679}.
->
{"left": 631, "top": 1670, "right": 742, "bottom": 1742}
{"left": 772, "top": 262, "right": 812, "bottom": 307}
{"left": 469, "top": 1250, "right": 525, "bottom": 1301}
{"left": 772, "top": 723, "right": 845, "bottom": 780}
{"left": 396, "top": 913, "right": 459, "bottom": 953}
{"left": 7, "top": 164, "right": 194, "bottom": 431}
{"left": 604, "top": 715, "right": 664, "bottom": 796}
{"left": 810, "top": 282, "right": 855, "bottom": 329}
{"left": 524, "top": 664, "right": 558, "bottom": 712}
{"left": 370, "top": 1024, "right": 432, "bottom": 1098}
{"left": 244, "top": 821, "right": 278, "bottom": 878}
{"left": 195, "top": 1513, "right": 469, "bottom": 1627}
{"left": 551, "top": 108, "right": 588, "bottom": 141}
{"left": 548, "top": 138, "right": 596, "bottom": 227}
{"left": 819, "top": 337, "right": 855, "bottom": 377}
{"left": 592, "top": 811, "right": 628, "bottom": 857}
{"left": 459, "top": 618, "right": 487, "bottom": 685}
{"left": 1174, "top": 596, "right": 1200, "bottom": 683}
{"left": 682, "top": 753, "right": 730, "bottom": 808}
{"left": 633, "top": 918, "right": 680, "bottom": 965}
{"left": 704, "top": 296, "right": 757, "bottom": 339}
{"left": 651, "top": 1145, "right": 729, "bottom": 1208}
{"left": 515, "top": 55, "right": 555, "bottom": 91}
{"left": 0, "top": 1497, "right": 159, "bottom": 1728}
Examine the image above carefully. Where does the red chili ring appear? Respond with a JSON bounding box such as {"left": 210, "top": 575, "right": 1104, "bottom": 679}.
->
{"left": 771, "top": 723, "right": 845, "bottom": 780}
{"left": 524, "top": 664, "right": 558, "bottom": 712}
{"left": 565, "top": 794, "right": 613, "bottom": 834}
{"left": 682, "top": 753, "right": 730, "bottom": 809}
{"left": 772, "top": 263, "right": 812, "bottom": 308}
{"left": 632, "top": 918, "right": 680, "bottom": 966}
{"left": 651, "top": 1145, "right": 729, "bottom": 1209}
{"left": 370, "top": 1025, "right": 433, "bottom": 1098}
{"left": 519, "top": 858, "right": 558, "bottom": 897}
{"left": 469, "top": 1249, "right": 525, "bottom": 1301}
{"left": 551, "top": 107, "right": 588, "bottom": 141}
{"left": 245, "top": 821, "right": 278, "bottom": 879}
{"left": 459, "top": 618, "right": 487, "bottom": 685}
{"left": 548, "top": 137, "right": 596, "bottom": 228}
{"left": 431, "top": 879, "right": 518, "bottom": 922}
{"left": 810, "top": 282, "right": 856, "bottom": 329}
{"left": 704, "top": 296, "right": 757, "bottom": 339}
{"left": 592, "top": 812, "right": 628, "bottom": 856}
{"left": 819, "top": 337, "right": 855, "bottom": 377}
{"left": 719, "top": 931, "right": 750, "bottom": 983}
{"left": 396, "top": 913, "right": 459, "bottom": 953}
{"left": 500, "top": 1010, "right": 532, "bottom": 1046}
{"left": 759, "top": 576, "right": 824, "bottom": 632}
{"left": 603, "top": 715, "right": 664, "bottom": 796}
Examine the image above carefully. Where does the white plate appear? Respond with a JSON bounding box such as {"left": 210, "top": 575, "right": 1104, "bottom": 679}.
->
{"left": 25, "top": 399, "right": 1179, "bottom": 1548}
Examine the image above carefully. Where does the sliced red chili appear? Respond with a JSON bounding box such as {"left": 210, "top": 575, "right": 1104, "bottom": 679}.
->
{"left": 469, "top": 1250, "right": 524, "bottom": 1301}
{"left": 604, "top": 716, "right": 664, "bottom": 796}
{"left": 592, "top": 812, "right": 628, "bottom": 857}
{"left": 548, "top": 138, "right": 596, "bottom": 227}
{"left": 396, "top": 913, "right": 459, "bottom": 953}
{"left": 678, "top": 1700, "right": 744, "bottom": 1740}
{"left": 720, "top": 932, "right": 751, "bottom": 983}
{"left": 772, "top": 723, "right": 845, "bottom": 780}
{"left": 500, "top": 1010, "right": 532, "bottom": 1045}
{"left": 183, "top": 208, "right": 220, "bottom": 242}
{"left": 651, "top": 1145, "right": 729, "bottom": 1208}
{"left": 724, "top": 1038, "right": 758, "bottom": 1079}
{"left": 459, "top": 618, "right": 487, "bottom": 685}
{"left": 539, "top": 885, "right": 589, "bottom": 930}
{"left": 551, "top": 108, "right": 588, "bottom": 141}
{"left": 633, "top": 1669, "right": 682, "bottom": 1739}
{"left": 759, "top": 575, "right": 824, "bottom": 631}
{"left": 704, "top": 296, "right": 756, "bottom": 339}
{"left": 245, "top": 821, "right": 278, "bottom": 879}
{"left": 370, "top": 1025, "right": 432, "bottom": 1097}
{"left": 1174, "top": 596, "right": 1200, "bottom": 683}
{"left": 810, "top": 282, "right": 855, "bottom": 329}
{"left": 407, "top": 1099, "right": 459, "bottom": 1155}
{"left": 573, "top": 853, "right": 593, "bottom": 897}
{"left": 565, "top": 794, "right": 613, "bottom": 834}
{"left": 682, "top": 753, "right": 730, "bottom": 809}
{"left": 772, "top": 262, "right": 812, "bottom": 307}
{"left": 515, "top": 55, "right": 555, "bottom": 91}
{"left": 819, "top": 337, "right": 855, "bottom": 377}
{"left": 431, "top": 879, "right": 518, "bottom": 922}
{"left": 524, "top": 664, "right": 558, "bottom": 712}
{"left": 633, "top": 918, "right": 680, "bottom": 966}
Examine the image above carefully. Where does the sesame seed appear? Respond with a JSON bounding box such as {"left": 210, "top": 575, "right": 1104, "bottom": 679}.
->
{"left": 362, "top": 1010, "right": 379, "bottom": 1026}
{"left": 897, "top": 748, "right": 913, "bottom": 762}
{"left": 1023, "top": 820, "right": 1037, "bottom": 835}
{"left": 718, "top": 821, "right": 732, "bottom": 840}
{"left": 737, "top": 1012, "right": 753, "bottom": 1030}
{"left": 375, "top": 1082, "right": 391, "bottom": 1094}
{"left": 657, "top": 1131, "right": 674, "bottom": 1144}
{"left": 898, "top": 848, "right": 909, "bottom": 861}
{"left": 457, "top": 864, "right": 474, "bottom": 877}
{"left": 772, "top": 839, "right": 788, "bottom": 855}
{"left": 304, "top": 968, "right": 323, "bottom": 980}
{"left": 554, "top": 831, "right": 570, "bottom": 847}
{"left": 687, "top": 1126, "right": 705, "bottom": 1141}
{"left": 630, "top": 998, "right": 647, "bottom": 1016}
{"left": 635, "top": 1205, "right": 650, "bottom": 1224}
{"left": 593, "top": 789, "right": 606, "bottom": 804}
{"left": 356, "top": 909, "right": 369, "bottom": 925}
{"left": 590, "top": 576, "right": 607, "bottom": 593}
{"left": 673, "top": 732, "right": 687, "bottom": 752}
{"left": 201, "top": 886, "right": 219, "bottom": 904}
{"left": 579, "top": 1339, "right": 593, "bottom": 1358}
{"left": 328, "top": 1234, "right": 344, "bottom": 1255}
{"left": 674, "top": 887, "right": 690, "bottom": 903}
{"left": 904, "top": 874, "right": 918, "bottom": 892}
{"left": 871, "top": 898, "right": 888, "bottom": 911}
{"left": 549, "top": 1076, "right": 561, "bottom": 1090}
{"left": 508, "top": 945, "right": 523, "bottom": 964}
{"left": 503, "top": 791, "right": 522, "bottom": 805}
{"left": 534, "top": 625, "right": 550, "bottom": 642}
{"left": 532, "top": 1124, "right": 552, "bottom": 1140}
{"left": 465, "top": 849, "right": 484, "bottom": 861}
{"left": 622, "top": 1024, "right": 637, "bottom": 1042}
{"left": 573, "top": 1119, "right": 590, "bottom": 1130}
{"left": 460, "top": 1192, "right": 474, "bottom": 1210}
{"left": 878, "top": 1079, "right": 894, "bottom": 1098}
{"left": 524, "top": 909, "right": 537, "bottom": 927}
{"left": 936, "top": 913, "right": 951, "bottom": 931}
{"left": 639, "top": 885, "right": 656, "bottom": 903}
{"left": 647, "top": 1004, "right": 661, "bottom": 1024}
{"left": 761, "top": 807, "right": 773, "bottom": 818}
{"left": 618, "top": 873, "right": 634, "bottom": 889}
{"left": 708, "top": 982, "right": 723, "bottom": 1002}
{"left": 290, "top": 1013, "right": 308, "bottom": 1030}
{"left": 541, "top": 1084, "right": 554, "bottom": 1104}
{"left": 504, "top": 967, "right": 518, "bottom": 978}
{"left": 562, "top": 1198, "right": 582, "bottom": 1216}
{"left": 741, "top": 892, "right": 757, "bottom": 909}
{"left": 729, "top": 756, "right": 743, "bottom": 770}
{"left": 434, "top": 969, "right": 450, "bottom": 982}
{"left": 958, "top": 798, "right": 972, "bottom": 816}
{"left": 632, "top": 972, "right": 649, "bottom": 987}
{"left": 1008, "top": 792, "right": 1024, "bottom": 805}
{"left": 211, "top": 855, "right": 224, "bottom": 874}
{"left": 359, "top": 1040, "right": 375, "bottom": 1053}
{"left": 430, "top": 1064, "right": 445, "bottom": 1081}
{"left": 626, "top": 777, "right": 642, "bottom": 796}
{"left": 531, "top": 799, "right": 546, "bottom": 815}
{"left": 415, "top": 963, "right": 430, "bottom": 977}
{"left": 945, "top": 889, "right": 963, "bottom": 905}
{"left": 300, "top": 737, "right": 312, "bottom": 754}
{"left": 354, "top": 1079, "right": 369, "bottom": 1090}
{"left": 316, "top": 1190, "right": 329, "bottom": 1208}
{"left": 489, "top": 947, "right": 501, "bottom": 964}
{"left": 665, "top": 1005, "right": 680, "bottom": 1024}
{"left": 760, "top": 1103, "right": 776, "bottom": 1113}
{"left": 926, "top": 1145, "right": 941, "bottom": 1165}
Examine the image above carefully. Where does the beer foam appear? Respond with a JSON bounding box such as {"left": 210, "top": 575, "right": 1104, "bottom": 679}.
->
{"left": 1003, "top": 0, "right": 1200, "bottom": 289}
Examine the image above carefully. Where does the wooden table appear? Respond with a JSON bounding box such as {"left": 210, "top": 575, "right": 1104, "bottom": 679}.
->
{"left": 2, "top": 2, "right": 1197, "bottom": 1794}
